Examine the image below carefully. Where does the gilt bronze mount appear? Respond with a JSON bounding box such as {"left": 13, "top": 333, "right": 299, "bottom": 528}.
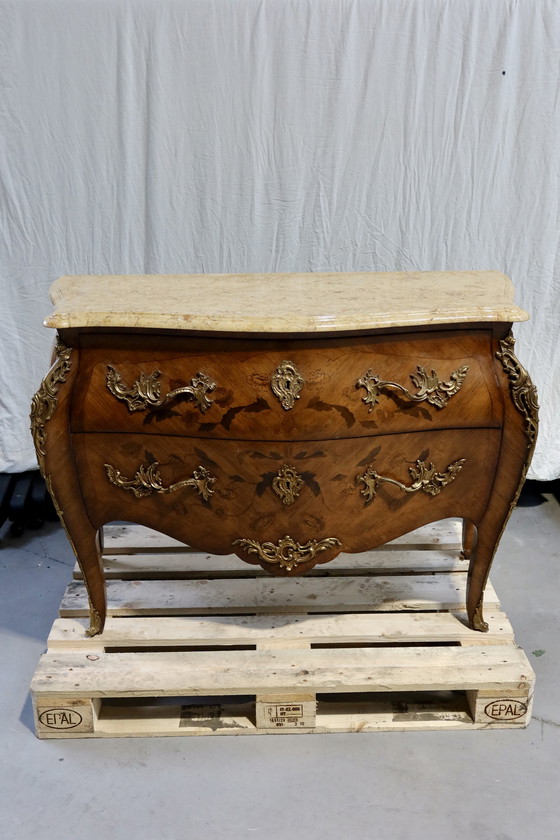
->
{"left": 357, "top": 365, "right": 468, "bottom": 412}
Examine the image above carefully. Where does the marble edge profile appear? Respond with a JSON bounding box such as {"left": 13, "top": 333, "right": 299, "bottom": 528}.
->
{"left": 45, "top": 306, "right": 528, "bottom": 332}
{"left": 45, "top": 271, "right": 529, "bottom": 331}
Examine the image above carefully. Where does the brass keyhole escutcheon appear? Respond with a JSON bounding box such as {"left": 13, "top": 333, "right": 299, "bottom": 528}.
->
{"left": 272, "top": 464, "right": 304, "bottom": 505}
{"left": 270, "top": 360, "right": 304, "bottom": 410}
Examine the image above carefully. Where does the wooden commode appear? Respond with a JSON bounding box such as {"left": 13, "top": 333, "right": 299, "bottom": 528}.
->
{"left": 31, "top": 271, "right": 538, "bottom": 637}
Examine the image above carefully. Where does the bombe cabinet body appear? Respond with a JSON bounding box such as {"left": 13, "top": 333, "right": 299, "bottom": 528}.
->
{"left": 31, "top": 272, "right": 538, "bottom": 635}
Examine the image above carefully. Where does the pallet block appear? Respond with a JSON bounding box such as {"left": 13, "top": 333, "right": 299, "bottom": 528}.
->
{"left": 31, "top": 520, "right": 535, "bottom": 738}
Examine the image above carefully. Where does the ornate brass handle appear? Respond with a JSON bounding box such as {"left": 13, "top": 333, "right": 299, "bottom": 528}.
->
{"left": 106, "top": 366, "right": 216, "bottom": 413}
{"left": 357, "top": 458, "right": 465, "bottom": 504}
{"left": 233, "top": 535, "right": 341, "bottom": 572}
{"left": 356, "top": 365, "right": 469, "bottom": 412}
{"left": 105, "top": 461, "right": 216, "bottom": 500}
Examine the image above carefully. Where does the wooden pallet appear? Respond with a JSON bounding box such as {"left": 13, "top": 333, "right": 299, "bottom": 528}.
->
{"left": 31, "top": 520, "right": 535, "bottom": 738}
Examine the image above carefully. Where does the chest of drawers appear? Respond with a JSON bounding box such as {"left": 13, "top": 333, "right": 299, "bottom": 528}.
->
{"left": 31, "top": 271, "right": 538, "bottom": 636}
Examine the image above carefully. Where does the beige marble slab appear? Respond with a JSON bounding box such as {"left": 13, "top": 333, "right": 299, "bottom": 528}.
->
{"left": 46, "top": 271, "right": 528, "bottom": 333}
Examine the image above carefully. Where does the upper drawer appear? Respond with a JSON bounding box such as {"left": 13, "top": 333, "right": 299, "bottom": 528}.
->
{"left": 70, "top": 330, "right": 503, "bottom": 439}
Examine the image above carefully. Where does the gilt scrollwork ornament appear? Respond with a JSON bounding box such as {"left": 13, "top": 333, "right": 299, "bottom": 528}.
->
{"left": 30, "top": 339, "right": 73, "bottom": 473}
{"left": 233, "top": 535, "right": 341, "bottom": 572}
{"left": 272, "top": 464, "right": 304, "bottom": 505}
{"left": 357, "top": 458, "right": 465, "bottom": 504}
{"left": 106, "top": 366, "right": 216, "bottom": 413}
{"left": 496, "top": 333, "right": 539, "bottom": 445}
{"left": 271, "top": 360, "right": 304, "bottom": 410}
{"left": 105, "top": 461, "right": 216, "bottom": 500}
{"left": 356, "top": 365, "right": 469, "bottom": 412}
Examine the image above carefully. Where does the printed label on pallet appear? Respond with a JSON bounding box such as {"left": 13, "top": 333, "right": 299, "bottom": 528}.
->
{"left": 483, "top": 699, "right": 528, "bottom": 721}
{"left": 38, "top": 708, "right": 84, "bottom": 730}
{"left": 268, "top": 704, "right": 303, "bottom": 723}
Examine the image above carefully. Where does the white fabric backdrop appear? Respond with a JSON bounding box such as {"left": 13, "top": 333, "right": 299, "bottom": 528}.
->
{"left": 1, "top": 0, "right": 559, "bottom": 479}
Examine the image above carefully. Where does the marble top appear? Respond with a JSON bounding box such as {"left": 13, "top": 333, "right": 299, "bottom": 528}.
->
{"left": 46, "top": 271, "right": 528, "bottom": 333}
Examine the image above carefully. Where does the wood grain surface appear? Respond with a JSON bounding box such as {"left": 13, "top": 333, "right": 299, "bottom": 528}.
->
{"left": 72, "top": 428, "right": 500, "bottom": 569}
{"left": 37, "top": 340, "right": 107, "bottom": 635}
{"left": 70, "top": 330, "right": 501, "bottom": 439}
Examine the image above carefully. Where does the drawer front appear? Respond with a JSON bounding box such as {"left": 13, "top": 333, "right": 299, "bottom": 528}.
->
{"left": 71, "top": 331, "right": 502, "bottom": 440}
{"left": 74, "top": 428, "right": 500, "bottom": 573}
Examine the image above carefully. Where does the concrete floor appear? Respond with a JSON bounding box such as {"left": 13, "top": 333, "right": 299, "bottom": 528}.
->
{"left": 1, "top": 484, "right": 559, "bottom": 840}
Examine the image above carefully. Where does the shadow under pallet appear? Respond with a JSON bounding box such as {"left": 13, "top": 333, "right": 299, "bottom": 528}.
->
{"left": 30, "top": 519, "right": 534, "bottom": 738}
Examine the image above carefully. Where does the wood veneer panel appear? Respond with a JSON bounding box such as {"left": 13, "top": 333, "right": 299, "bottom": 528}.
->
{"left": 72, "top": 427, "right": 500, "bottom": 571}
{"left": 70, "top": 330, "right": 502, "bottom": 440}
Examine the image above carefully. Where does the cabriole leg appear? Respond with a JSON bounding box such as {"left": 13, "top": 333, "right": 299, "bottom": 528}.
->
{"left": 465, "top": 329, "right": 538, "bottom": 632}
{"left": 462, "top": 519, "right": 477, "bottom": 560}
{"left": 31, "top": 337, "right": 107, "bottom": 636}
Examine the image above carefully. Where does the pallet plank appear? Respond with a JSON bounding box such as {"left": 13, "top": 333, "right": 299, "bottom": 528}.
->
{"left": 101, "top": 520, "right": 463, "bottom": 554}
{"left": 31, "top": 645, "right": 533, "bottom": 697}
{"left": 34, "top": 692, "right": 533, "bottom": 738}
{"left": 59, "top": 575, "right": 500, "bottom": 617}
{"left": 75, "top": 548, "right": 469, "bottom": 580}
{"left": 47, "top": 609, "right": 514, "bottom": 651}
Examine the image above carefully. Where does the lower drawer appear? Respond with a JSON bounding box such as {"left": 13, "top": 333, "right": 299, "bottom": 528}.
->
{"left": 73, "top": 429, "right": 500, "bottom": 573}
